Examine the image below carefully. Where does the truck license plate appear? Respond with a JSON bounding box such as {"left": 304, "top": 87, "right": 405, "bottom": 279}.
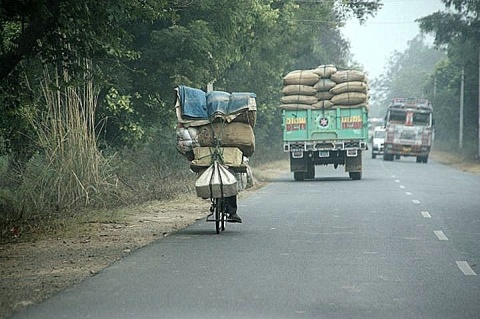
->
{"left": 319, "top": 151, "right": 329, "bottom": 157}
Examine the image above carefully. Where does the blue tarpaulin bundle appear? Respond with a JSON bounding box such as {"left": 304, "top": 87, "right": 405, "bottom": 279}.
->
{"left": 177, "top": 85, "right": 256, "bottom": 120}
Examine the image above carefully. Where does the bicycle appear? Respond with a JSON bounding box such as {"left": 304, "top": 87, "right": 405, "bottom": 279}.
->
{"left": 193, "top": 144, "right": 239, "bottom": 234}
{"left": 207, "top": 187, "right": 228, "bottom": 234}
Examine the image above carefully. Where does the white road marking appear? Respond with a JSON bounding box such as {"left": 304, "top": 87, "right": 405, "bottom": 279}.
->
{"left": 421, "top": 211, "right": 431, "bottom": 218}
{"left": 456, "top": 261, "right": 477, "bottom": 276}
{"left": 412, "top": 199, "right": 420, "bottom": 204}
{"left": 391, "top": 175, "right": 396, "bottom": 178}
{"left": 405, "top": 192, "right": 412, "bottom": 196}
{"left": 400, "top": 185, "right": 406, "bottom": 189}
{"left": 434, "top": 230, "right": 449, "bottom": 241}
{"left": 395, "top": 179, "right": 400, "bottom": 183}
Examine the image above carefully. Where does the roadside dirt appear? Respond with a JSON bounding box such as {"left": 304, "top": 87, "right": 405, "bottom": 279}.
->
{"left": 0, "top": 163, "right": 289, "bottom": 319}
{"left": 1, "top": 156, "right": 478, "bottom": 319}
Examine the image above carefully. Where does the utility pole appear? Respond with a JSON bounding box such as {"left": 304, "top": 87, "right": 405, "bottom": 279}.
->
{"left": 460, "top": 67, "right": 464, "bottom": 149}
{"left": 476, "top": 47, "right": 480, "bottom": 157}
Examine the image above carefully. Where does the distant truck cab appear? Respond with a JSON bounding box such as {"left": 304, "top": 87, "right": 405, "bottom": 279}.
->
{"left": 371, "top": 126, "right": 386, "bottom": 159}
{"left": 383, "top": 98, "right": 433, "bottom": 163}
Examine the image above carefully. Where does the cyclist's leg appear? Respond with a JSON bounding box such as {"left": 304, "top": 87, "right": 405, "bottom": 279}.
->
{"left": 225, "top": 195, "right": 242, "bottom": 223}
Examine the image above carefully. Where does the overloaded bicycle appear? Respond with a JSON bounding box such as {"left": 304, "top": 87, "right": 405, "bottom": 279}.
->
{"left": 190, "top": 141, "right": 248, "bottom": 234}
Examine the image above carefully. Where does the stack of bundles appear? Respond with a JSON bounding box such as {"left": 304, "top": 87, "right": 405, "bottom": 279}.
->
{"left": 279, "top": 65, "right": 369, "bottom": 110}
{"left": 330, "top": 70, "right": 368, "bottom": 108}
{"left": 280, "top": 70, "right": 319, "bottom": 110}
{"left": 174, "top": 85, "right": 256, "bottom": 166}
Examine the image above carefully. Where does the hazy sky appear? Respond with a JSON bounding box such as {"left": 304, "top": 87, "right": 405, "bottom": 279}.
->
{"left": 342, "top": 0, "right": 445, "bottom": 79}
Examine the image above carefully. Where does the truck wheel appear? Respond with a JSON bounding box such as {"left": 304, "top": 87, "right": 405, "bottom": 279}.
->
{"left": 294, "top": 172, "right": 305, "bottom": 181}
{"left": 383, "top": 153, "right": 394, "bottom": 161}
{"left": 349, "top": 171, "right": 362, "bottom": 180}
{"left": 306, "top": 163, "right": 315, "bottom": 180}
{"left": 417, "top": 156, "right": 429, "bottom": 163}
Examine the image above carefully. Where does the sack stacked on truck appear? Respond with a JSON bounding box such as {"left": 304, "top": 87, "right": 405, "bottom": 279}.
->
{"left": 329, "top": 70, "right": 369, "bottom": 108}
{"left": 279, "top": 65, "right": 369, "bottom": 110}
{"left": 174, "top": 85, "right": 257, "bottom": 162}
{"left": 311, "top": 64, "right": 338, "bottom": 109}
{"left": 280, "top": 70, "right": 320, "bottom": 110}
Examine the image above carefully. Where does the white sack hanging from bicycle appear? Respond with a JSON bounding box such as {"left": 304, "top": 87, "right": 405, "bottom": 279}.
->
{"left": 195, "top": 162, "right": 238, "bottom": 199}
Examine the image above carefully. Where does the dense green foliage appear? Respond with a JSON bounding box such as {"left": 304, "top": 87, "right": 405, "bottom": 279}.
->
{"left": 417, "top": 0, "right": 480, "bottom": 153}
{"left": 371, "top": 35, "right": 446, "bottom": 118}
{"left": 0, "top": 0, "right": 382, "bottom": 224}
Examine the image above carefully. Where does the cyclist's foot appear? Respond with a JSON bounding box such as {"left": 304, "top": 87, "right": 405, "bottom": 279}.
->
{"left": 228, "top": 213, "right": 242, "bottom": 223}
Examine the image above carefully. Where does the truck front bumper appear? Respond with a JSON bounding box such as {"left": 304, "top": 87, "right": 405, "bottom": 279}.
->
{"left": 384, "top": 144, "right": 430, "bottom": 156}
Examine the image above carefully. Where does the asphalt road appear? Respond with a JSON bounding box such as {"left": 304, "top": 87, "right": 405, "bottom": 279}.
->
{"left": 10, "top": 153, "right": 480, "bottom": 319}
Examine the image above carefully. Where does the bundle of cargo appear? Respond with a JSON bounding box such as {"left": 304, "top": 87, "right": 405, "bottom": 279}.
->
{"left": 279, "top": 65, "right": 369, "bottom": 110}
{"left": 174, "top": 85, "right": 256, "bottom": 172}
{"left": 280, "top": 70, "right": 319, "bottom": 110}
{"left": 329, "top": 70, "right": 369, "bottom": 108}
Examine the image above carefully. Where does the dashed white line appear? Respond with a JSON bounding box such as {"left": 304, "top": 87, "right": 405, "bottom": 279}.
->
{"left": 421, "top": 211, "right": 431, "bottom": 218}
{"left": 456, "top": 261, "right": 477, "bottom": 276}
{"left": 412, "top": 199, "right": 420, "bottom": 204}
{"left": 400, "top": 185, "right": 406, "bottom": 189}
{"left": 405, "top": 192, "right": 412, "bottom": 196}
{"left": 395, "top": 179, "right": 400, "bottom": 183}
{"left": 434, "top": 230, "right": 449, "bottom": 241}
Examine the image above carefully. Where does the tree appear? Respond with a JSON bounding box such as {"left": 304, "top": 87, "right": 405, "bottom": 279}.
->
{"left": 417, "top": 0, "right": 480, "bottom": 154}
{"left": 371, "top": 35, "right": 445, "bottom": 118}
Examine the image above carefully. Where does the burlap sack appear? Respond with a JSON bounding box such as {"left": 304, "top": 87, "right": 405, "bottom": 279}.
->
{"left": 312, "top": 100, "right": 334, "bottom": 109}
{"left": 331, "top": 92, "right": 368, "bottom": 105}
{"left": 281, "top": 95, "right": 318, "bottom": 105}
{"left": 314, "top": 79, "right": 336, "bottom": 92}
{"left": 197, "top": 122, "right": 255, "bottom": 157}
{"left": 330, "top": 81, "right": 368, "bottom": 94}
{"left": 331, "top": 70, "right": 365, "bottom": 83}
{"left": 312, "top": 64, "right": 337, "bottom": 78}
{"left": 316, "top": 91, "right": 334, "bottom": 100}
{"left": 282, "top": 85, "right": 317, "bottom": 96}
{"left": 283, "top": 70, "right": 319, "bottom": 86}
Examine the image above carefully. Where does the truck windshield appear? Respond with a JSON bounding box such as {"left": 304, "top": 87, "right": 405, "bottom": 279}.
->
{"left": 388, "top": 110, "right": 431, "bottom": 126}
{"left": 388, "top": 110, "right": 406, "bottom": 124}
{"left": 374, "top": 130, "right": 385, "bottom": 138}
{"left": 413, "top": 112, "right": 431, "bottom": 126}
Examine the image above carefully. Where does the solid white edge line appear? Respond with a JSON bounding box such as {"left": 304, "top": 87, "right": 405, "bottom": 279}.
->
{"left": 456, "top": 261, "right": 477, "bottom": 276}
{"left": 434, "top": 230, "right": 449, "bottom": 241}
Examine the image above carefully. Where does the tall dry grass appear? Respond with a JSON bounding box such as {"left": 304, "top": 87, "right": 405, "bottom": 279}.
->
{"left": 18, "top": 61, "right": 116, "bottom": 216}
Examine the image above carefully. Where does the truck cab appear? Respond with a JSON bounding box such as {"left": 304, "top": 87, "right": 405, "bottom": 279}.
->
{"left": 383, "top": 98, "right": 433, "bottom": 163}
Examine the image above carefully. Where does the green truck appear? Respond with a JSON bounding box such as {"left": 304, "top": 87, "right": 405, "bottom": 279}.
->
{"left": 282, "top": 106, "right": 369, "bottom": 181}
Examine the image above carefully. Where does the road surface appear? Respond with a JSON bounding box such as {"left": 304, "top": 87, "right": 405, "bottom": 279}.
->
{"left": 10, "top": 153, "right": 480, "bottom": 319}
